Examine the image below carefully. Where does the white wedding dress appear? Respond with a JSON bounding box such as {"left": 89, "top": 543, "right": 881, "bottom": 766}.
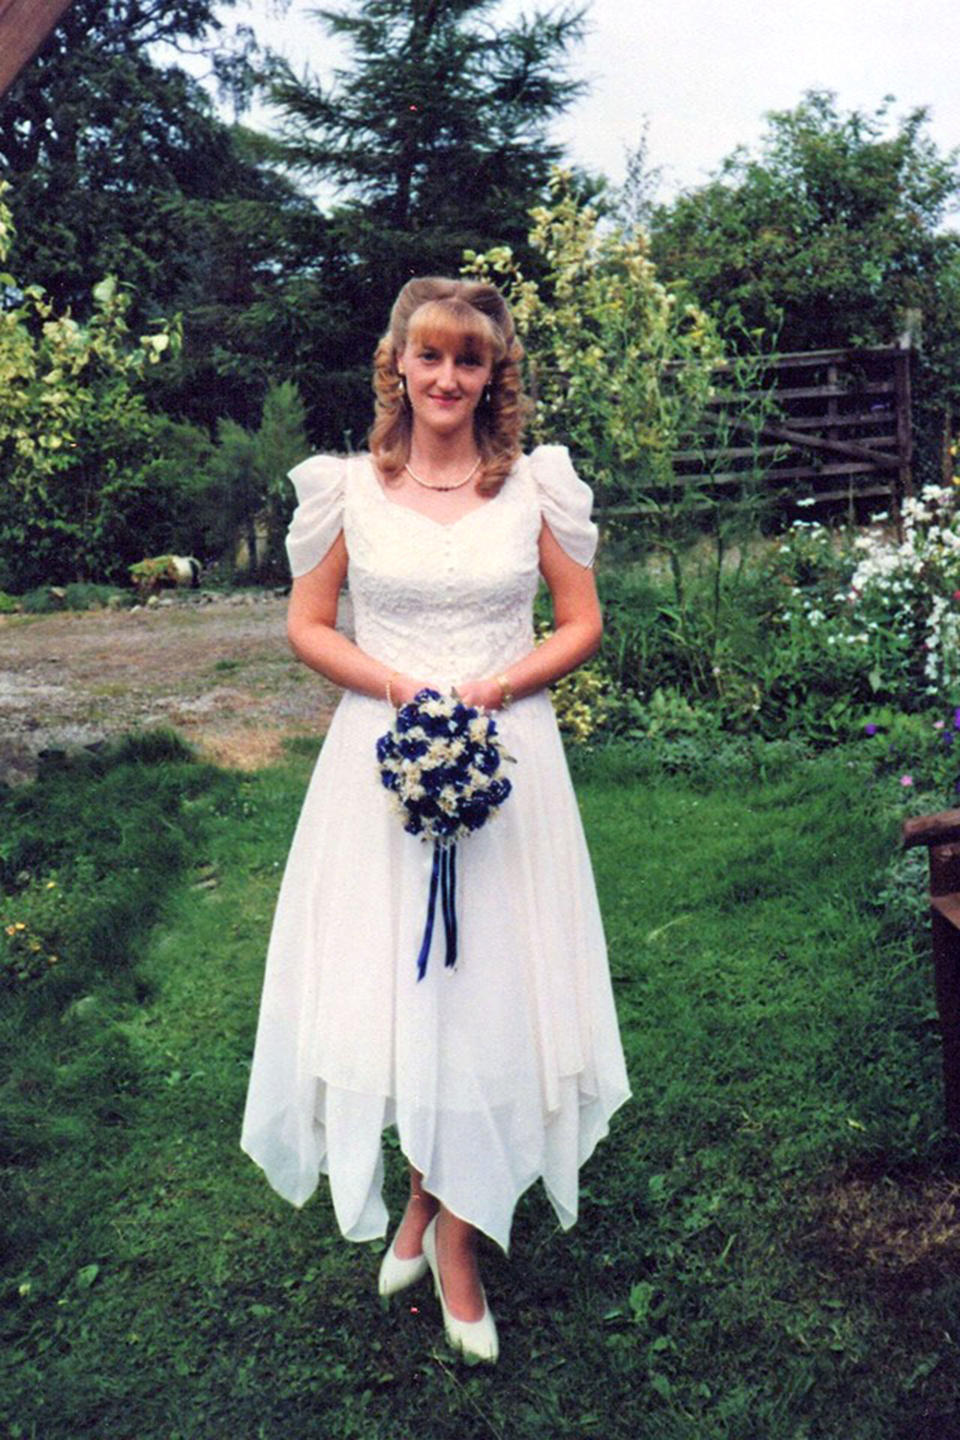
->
{"left": 241, "top": 445, "right": 630, "bottom": 1251}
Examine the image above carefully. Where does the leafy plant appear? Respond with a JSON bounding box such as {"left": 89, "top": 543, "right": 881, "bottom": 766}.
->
{"left": 199, "top": 379, "right": 308, "bottom": 579}
{"left": 465, "top": 171, "right": 725, "bottom": 514}
{"left": 0, "top": 184, "right": 182, "bottom": 590}
{"left": 467, "top": 174, "right": 781, "bottom": 708}
{"left": 760, "top": 483, "right": 960, "bottom": 734}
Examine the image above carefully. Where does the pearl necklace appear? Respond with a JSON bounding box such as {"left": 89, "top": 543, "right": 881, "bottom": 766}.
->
{"left": 404, "top": 456, "right": 482, "bottom": 492}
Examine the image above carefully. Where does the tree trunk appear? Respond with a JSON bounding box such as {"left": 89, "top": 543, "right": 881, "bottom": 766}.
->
{"left": 0, "top": 0, "right": 74, "bottom": 96}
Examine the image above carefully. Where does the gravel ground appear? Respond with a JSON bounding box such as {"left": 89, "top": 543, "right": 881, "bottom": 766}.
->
{"left": 0, "top": 593, "right": 343, "bottom": 784}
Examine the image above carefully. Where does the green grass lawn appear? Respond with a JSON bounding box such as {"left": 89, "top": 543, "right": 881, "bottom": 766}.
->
{"left": 2, "top": 737, "right": 959, "bottom": 1439}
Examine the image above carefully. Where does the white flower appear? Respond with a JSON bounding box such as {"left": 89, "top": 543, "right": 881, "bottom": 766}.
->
{"left": 418, "top": 701, "right": 449, "bottom": 725}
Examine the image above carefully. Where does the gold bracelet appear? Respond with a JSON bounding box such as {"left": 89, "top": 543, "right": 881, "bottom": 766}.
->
{"left": 496, "top": 673, "right": 514, "bottom": 709}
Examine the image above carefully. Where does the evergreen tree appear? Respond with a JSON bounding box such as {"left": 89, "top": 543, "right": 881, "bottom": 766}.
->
{"left": 265, "top": 0, "right": 588, "bottom": 447}
{"left": 201, "top": 380, "right": 309, "bottom": 578}
{"left": 0, "top": 0, "right": 319, "bottom": 429}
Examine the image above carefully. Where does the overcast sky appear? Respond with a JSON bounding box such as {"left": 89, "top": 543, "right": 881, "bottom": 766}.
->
{"left": 223, "top": 0, "right": 960, "bottom": 213}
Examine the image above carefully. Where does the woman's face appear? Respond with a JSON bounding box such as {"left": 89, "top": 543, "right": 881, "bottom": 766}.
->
{"left": 398, "top": 332, "right": 493, "bottom": 441}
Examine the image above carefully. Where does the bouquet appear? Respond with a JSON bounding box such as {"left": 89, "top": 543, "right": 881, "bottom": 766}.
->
{"left": 376, "top": 689, "right": 513, "bottom": 977}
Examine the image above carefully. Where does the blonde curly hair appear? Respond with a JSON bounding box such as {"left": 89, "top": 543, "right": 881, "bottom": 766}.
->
{"left": 369, "top": 277, "right": 528, "bottom": 496}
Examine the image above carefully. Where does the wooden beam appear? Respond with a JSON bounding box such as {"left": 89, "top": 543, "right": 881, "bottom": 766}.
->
{"left": 664, "top": 344, "right": 909, "bottom": 374}
{"left": 788, "top": 483, "right": 893, "bottom": 504}
{"left": 763, "top": 345, "right": 906, "bottom": 367}
{"left": 0, "top": 0, "right": 73, "bottom": 96}
{"left": 744, "top": 417, "right": 901, "bottom": 471}
{"left": 894, "top": 345, "right": 914, "bottom": 500}
{"left": 903, "top": 810, "right": 960, "bottom": 851}
{"left": 775, "top": 411, "right": 894, "bottom": 431}
{"left": 704, "top": 381, "right": 895, "bottom": 404}
{"left": 594, "top": 480, "right": 896, "bottom": 519}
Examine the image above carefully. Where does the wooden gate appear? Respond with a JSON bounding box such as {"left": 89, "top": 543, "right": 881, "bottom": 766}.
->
{"left": 674, "top": 343, "right": 915, "bottom": 518}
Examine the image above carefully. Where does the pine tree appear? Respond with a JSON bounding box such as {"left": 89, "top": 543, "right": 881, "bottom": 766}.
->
{"left": 265, "top": 0, "right": 588, "bottom": 446}
{"left": 272, "top": 0, "right": 585, "bottom": 239}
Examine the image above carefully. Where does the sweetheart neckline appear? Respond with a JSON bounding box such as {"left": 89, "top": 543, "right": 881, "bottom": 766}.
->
{"left": 364, "top": 457, "right": 510, "bottom": 532}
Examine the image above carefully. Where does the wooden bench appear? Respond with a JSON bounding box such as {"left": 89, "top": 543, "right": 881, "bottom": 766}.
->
{"left": 902, "top": 808, "right": 960, "bottom": 1128}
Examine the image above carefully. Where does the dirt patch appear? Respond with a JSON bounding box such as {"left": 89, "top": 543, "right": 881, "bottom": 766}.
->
{"left": 0, "top": 595, "right": 341, "bottom": 784}
{"left": 808, "top": 1169, "right": 960, "bottom": 1290}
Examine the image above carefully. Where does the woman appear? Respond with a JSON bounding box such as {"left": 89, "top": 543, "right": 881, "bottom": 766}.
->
{"left": 241, "top": 277, "right": 630, "bottom": 1363}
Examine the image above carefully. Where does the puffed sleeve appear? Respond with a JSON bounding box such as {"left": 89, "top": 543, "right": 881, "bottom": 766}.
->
{"left": 285, "top": 455, "right": 347, "bottom": 577}
{"left": 529, "top": 444, "right": 598, "bottom": 567}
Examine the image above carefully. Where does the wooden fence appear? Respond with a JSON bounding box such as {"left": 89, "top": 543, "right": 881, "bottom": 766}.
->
{"left": 670, "top": 343, "right": 915, "bottom": 520}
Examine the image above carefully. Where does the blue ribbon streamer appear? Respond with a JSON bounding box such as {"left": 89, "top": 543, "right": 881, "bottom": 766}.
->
{"left": 441, "top": 844, "right": 458, "bottom": 970}
{"left": 416, "top": 842, "right": 458, "bottom": 980}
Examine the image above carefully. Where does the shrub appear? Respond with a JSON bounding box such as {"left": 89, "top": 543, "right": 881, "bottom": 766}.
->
{"left": 20, "top": 587, "right": 64, "bottom": 614}
{"left": 18, "top": 583, "right": 128, "bottom": 613}
{"left": 0, "top": 186, "right": 181, "bottom": 592}
{"left": 764, "top": 486, "right": 960, "bottom": 722}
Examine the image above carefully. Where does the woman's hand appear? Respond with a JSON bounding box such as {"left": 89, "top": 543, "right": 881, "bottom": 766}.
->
{"left": 388, "top": 673, "right": 435, "bottom": 708}
{"left": 455, "top": 677, "right": 505, "bottom": 711}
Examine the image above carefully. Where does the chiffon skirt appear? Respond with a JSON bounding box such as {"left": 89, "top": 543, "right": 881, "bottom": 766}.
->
{"left": 241, "top": 689, "right": 630, "bottom": 1252}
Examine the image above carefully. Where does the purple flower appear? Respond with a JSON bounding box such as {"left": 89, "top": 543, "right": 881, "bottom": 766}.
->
{"left": 900, "top": 774, "right": 914, "bottom": 787}
{"left": 864, "top": 723, "right": 878, "bottom": 736}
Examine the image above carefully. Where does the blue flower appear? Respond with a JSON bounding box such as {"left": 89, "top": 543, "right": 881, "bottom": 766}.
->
{"left": 398, "top": 736, "right": 429, "bottom": 760}
{"left": 375, "top": 690, "right": 513, "bottom": 845}
{"left": 376, "top": 734, "right": 397, "bottom": 763}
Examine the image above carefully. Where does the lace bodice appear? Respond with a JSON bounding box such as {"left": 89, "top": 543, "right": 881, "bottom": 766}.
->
{"left": 286, "top": 447, "right": 597, "bottom": 692}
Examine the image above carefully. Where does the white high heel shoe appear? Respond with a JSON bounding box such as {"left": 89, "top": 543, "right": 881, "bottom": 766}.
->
{"left": 422, "top": 1216, "right": 499, "bottom": 1364}
{"left": 377, "top": 1231, "right": 430, "bottom": 1298}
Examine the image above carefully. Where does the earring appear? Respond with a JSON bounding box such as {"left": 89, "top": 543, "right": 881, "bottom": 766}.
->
{"left": 483, "top": 384, "right": 492, "bottom": 406}
{"left": 398, "top": 372, "right": 408, "bottom": 404}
